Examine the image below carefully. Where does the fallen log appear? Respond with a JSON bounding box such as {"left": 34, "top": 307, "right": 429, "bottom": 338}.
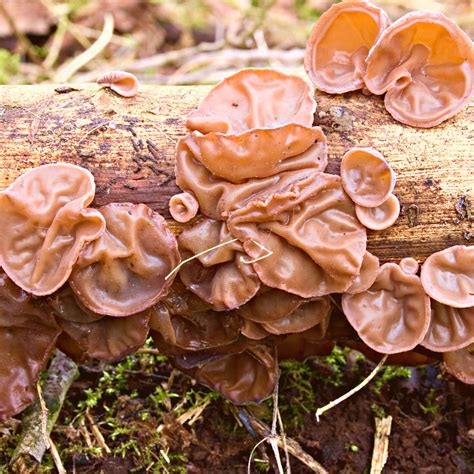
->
{"left": 0, "top": 84, "right": 472, "bottom": 262}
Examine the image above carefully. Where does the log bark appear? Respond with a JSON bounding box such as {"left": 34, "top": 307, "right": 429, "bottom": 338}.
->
{"left": 0, "top": 84, "right": 472, "bottom": 262}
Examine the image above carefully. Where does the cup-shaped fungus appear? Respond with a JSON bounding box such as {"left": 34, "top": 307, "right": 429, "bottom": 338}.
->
{"left": 186, "top": 68, "right": 316, "bottom": 134}
{"left": 340, "top": 147, "right": 396, "bottom": 207}
{"left": 177, "top": 218, "right": 260, "bottom": 310}
{"left": 355, "top": 194, "right": 400, "bottom": 230}
{"left": 0, "top": 164, "right": 106, "bottom": 296}
{"left": 0, "top": 269, "right": 61, "bottom": 420}
{"left": 364, "top": 12, "right": 474, "bottom": 127}
{"left": 443, "top": 344, "right": 474, "bottom": 384}
{"left": 304, "top": 1, "right": 390, "bottom": 93}
{"left": 422, "top": 300, "right": 474, "bottom": 352}
{"left": 420, "top": 245, "right": 474, "bottom": 308}
{"left": 70, "top": 203, "right": 180, "bottom": 316}
{"left": 227, "top": 171, "right": 367, "bottom": 298}
{"left": 172, "top": 341, "right": 278, "bottom": 404}
{"left": 169, "top": 192, "right": 199, "bottom": 223}
{"left": 51, "top": 285, "right": 150, "bottom": 363}
{"left": 97, "top": 71, "right": 139, "bottom": 98}
{"left": 346, "top": 251, "right": 380, "bottom": 294}
{"left": 342, "top": 262, "right": 431, "bottom": 354}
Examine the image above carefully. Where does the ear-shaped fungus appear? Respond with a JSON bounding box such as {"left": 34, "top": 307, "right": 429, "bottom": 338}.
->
{"left": 0, "top": 269, "right": 61, "bottom": 420}
{"left": 51, "top": 286, "right": 150, "bottom": 363}
{"left": 420, "top": 245, "right": 474, "bottom": 309}
{"left": 169, "top": 192, "right": 199, "bottom": 223}
{"left": 355, "top": 194, "right": 400, "bottom": 230}
{"left": 172, "top": 340, "right": 278, "bottom": 404}
{"left": 422, "top": 300, "right": 474, "bottom": 352}
{"left": 0, "top": 164, "right": 105, "bottom": 296}
{"left": 186, "top": 68, "right": 316, "bottom": 134}
{"left": 340, "top": 148, "right": 396, "bottom": 207}
{"left": 342, "top": 262, "right": 431, "bottom": 354}
{"left": 177, "top": 218, "right": 260, "bottom": 310}
{"left": 346, "top": 251, "right": 380, "bottom": 294}
{"left": 97, "top": 71, "right": 139, "bottom": 98}
{"left": 304, "top": 1, "right": 390, "bottom": 93}
{"left": 227, "top": 171, "right": 367, "bottom": 297}
{"left": 150, "top": 284, "right": 242, "bottom": 351}
{"left": 70, "top": 203, "right": 180, "bottom": 316}
{"left": 443, "top": 345, "right": 474, "bottom": 384}
{"left": 364, "top": 12, "right": 474, "bottom": 127}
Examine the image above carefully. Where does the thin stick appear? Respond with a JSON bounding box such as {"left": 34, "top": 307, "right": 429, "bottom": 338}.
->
{"left": 241, "top": 240, "right": 273, "bottom": 264}
{"left": 48, "top": 437, "right": 66, "bottom": 474}
{"left": 36, "top": 383, "right": 50, "bottom": 450}
{"left": 54, "top": 14, "right": 114, "bottom": 82}
{"left": 370, "top": 415, "right": 393, "bottom": 474}
{"left": 165, "top": 238, "right": 238, "bottom": 280}
{"left": 85, "top": 410, "right": 111, "bottom": 454}
{"left": 277, "top": 409, "right": 291, "bottom": 474}
{"left": 315, "top": 355, "right": 389, "bottom": 422}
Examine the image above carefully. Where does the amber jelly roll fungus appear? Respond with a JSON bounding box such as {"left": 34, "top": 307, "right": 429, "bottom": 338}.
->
{"left": 0, "top": 269, "right": 61, "bottom": 420}
{"left": 364, "top": 12, "right": 474, "bottom": 127}
{"left": 304, "top": 1, "right": 390, "bottom": 93}
{"left": 70, "top": 203, "right": 180, "bottom": 317}
{"left": 342, "top": 259, "right": 431, "bottom": 354}
{"left": 0, "top": 164, "right": 106, "bottom": 296}
{"left": 97, "top": 70, "right": 139, "bottom": 98}
{"left": 355, "top": 194, "right": 400, "bottom": 231}
{"left": 443, "top": 345, "right": 474, "bottom": 385}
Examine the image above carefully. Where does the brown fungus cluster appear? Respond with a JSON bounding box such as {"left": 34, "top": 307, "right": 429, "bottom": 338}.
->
{"left": 305, "top": 4, "right": 474, "bottom": 127}
{"left": 1, "top": 7, "right": 473, "bottom": 420}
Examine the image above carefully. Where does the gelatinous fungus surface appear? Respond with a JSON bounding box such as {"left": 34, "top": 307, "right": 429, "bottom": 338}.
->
{"left": 97, "top": 71, "right": 139, "bottom": 98}
{"left": 355, "top": 194, "right": 400, "bottom": 230}
{"left": 443, "top": 344, "right": 474, "bottom": 384}
{"left": 169, "top": 192, "right": 199, "bottom": 223}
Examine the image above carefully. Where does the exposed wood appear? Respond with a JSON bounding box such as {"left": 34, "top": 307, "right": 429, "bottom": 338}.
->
{"left": 370, "top": 415, "right": 393, "bottom": 474}
{"left": 0, "top": 84, "right": 472, "bottom": 262}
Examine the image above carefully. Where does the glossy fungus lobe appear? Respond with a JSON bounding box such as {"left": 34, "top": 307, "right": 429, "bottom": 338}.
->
{"left": 0, "top": 269, "right": 61, "bottom": 420}
{"left": 70, "top": 203, "right": 180, "bottom": 316}
{"left": 169, "top": 192, "right": 199, "bottom": 223}
{"left": 342, "top": 262, "right": 431, "bottom": 354}
{"left": 340, "top": 147, "right": 396, "bottom": 207}
{"left": 346, "top": 251, "right": 380, "bottom": 294}
{"left": 420, "top": 245, "right": 474, "bottom": 308}
{"left": 422, "top": 300, "right": 474, "bottom": 352}
{"left": 365, "top": 12, "right": 474, "bottom": 127}
{"left": 304, "top": 1, "right": 390, "bottom": 93}
{"left": 355, "top": 194, "right": 400, "bottom": 230}
{"left": 0, "top": 164, "right": 105, "bottom": 296}
{"left": 399, "top": 257, "right": 419, "bottom": 275}
{"left": 97, "top": 71, "right": 139, "bottom": 97}
{"left": 186, "top": 68, "right": 316, "bottom": 134}
{"left": 443, "top": 345, "right": 474, "bottom": 384}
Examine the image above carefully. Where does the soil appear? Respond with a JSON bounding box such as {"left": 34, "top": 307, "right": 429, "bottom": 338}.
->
{"left": 6, "top": 347, "right": 469, "bottom": 474}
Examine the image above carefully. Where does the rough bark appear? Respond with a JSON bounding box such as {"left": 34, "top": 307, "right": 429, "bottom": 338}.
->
{"left": 0, "top": 84, "right": 472, "bottom": 262}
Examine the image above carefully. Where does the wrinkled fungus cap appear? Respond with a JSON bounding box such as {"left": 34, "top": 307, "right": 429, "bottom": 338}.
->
{"left": 346, "top": 251, "right": 380, "bottom": 294}
{"left": 365, "top": 12, "right": 474, "bottom": 127}
{"left": 422, "top": 300, "right": 474, "bottom": 352}
{"left": 0, "top": 269, "right": 61, "bottom": 420}
{"left": 304, "top": 1, "right": 390, "bottom": 93}
{"left": 97, "top": 71, "right": 139, "bottom": 98}
{"left": 443, "top": 345, "right": 474, "bottom": 384}
{"left": 342, "top": 262, "right": 431, "bottom": 354}
{"left": 340, "top": 147, "right": 396, "bottom": 207}
{"left": 420, "top": 245, "right": 474, "bottom": 308}
{"left": 186, "top": 68, "right": 316, "bottom": 134}
{"left": 0, "top": 164, "right": 106, "bottom": 296}
{"left": 70, "top": 203, "right": 180, "bottom": 316}
{"left": 169, "top": 192, "right": 199, "bottom": 223}
{"left": 355, "top": 194, "right": 400, "bottom": 230}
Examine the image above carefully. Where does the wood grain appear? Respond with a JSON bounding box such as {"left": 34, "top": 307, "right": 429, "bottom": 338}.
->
{"left": 0, "top": 84, "right": 472, "bottom": 262}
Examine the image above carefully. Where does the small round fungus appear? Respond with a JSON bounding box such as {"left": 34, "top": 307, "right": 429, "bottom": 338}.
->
{"left": 70, "top": 203, "right": 180, "bottom": 317}
{"left": 186, "top": 68, "right": 316, "bottom": 134}
{"left": 443, "top": 345, "right": 474, "bottom": 385}
{"left": 364, "top": 12, "right": 474, "bottom": 127}
{"left": 97, "top": 71, "right": 139, "bottom": 98}
{"left": 0, "top": 164, "right": 106, "bottom": 296}
{"left": 342, "top": 262, "right": 431, "bottom": 354}
{"left": 355, "top": 194, "right": 400, "bottom": 230}
{"left": 304, "top": 1, "right": 390, "bottom": 93}
{"left": 420, "top": 245, "right": 474, "bottom": 308}
{"left": 422, "top": 300, "right": 474, "bottom": 352}
{"left": 340, "top": 147, "right": 396, "bottom": 207}
{"left": 169, "top": 192, "right": 199, "bottom": 223}
{"left": 399, "top": 257, "right": 420, "bottom": 275}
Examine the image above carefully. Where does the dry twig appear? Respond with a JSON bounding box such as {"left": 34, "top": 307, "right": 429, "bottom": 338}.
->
{"left": 370, "top": 415, "right": 393, "bottom": 474}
